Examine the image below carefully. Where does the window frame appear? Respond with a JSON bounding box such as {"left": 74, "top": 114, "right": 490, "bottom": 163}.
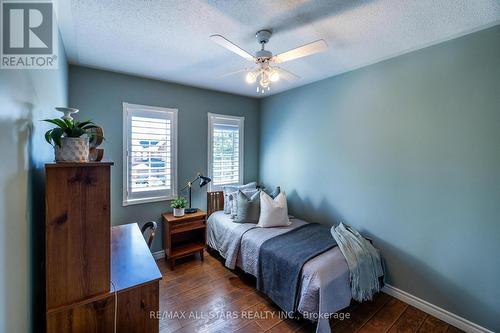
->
{"left": 122, "top": 102, "right": 178, "bottom": 206}
{"left": 207, "top": 112, "right": 245, "bottom": 192}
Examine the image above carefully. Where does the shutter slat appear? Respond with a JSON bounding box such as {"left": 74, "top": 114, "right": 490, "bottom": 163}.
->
{"left": 211, "top": 118, "right": 241, "bottom": 186}
{"left": 128, "top": 112, "right": 174, "bottom": 197}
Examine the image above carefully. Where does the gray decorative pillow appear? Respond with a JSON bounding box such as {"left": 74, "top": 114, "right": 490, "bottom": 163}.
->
{"left": 223, "top": 182, "right": 257, "bottom": 214}
{"left": 230, "top": 188, "right": 259, "bottom": 217}
{"left": 263, "top": 186, "right": 280, "bottom": 199}
{"left": 233, "top": 190, "right": 261, "bottom": 223}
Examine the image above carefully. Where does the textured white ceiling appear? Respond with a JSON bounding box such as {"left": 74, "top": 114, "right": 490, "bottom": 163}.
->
{"left": 56, "top": 0, "right": 500, "bottom": 98}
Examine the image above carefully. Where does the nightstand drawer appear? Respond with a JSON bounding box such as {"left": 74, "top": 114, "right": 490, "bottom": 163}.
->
{"left": 171, "top": 220, "right": 206, "bottom": 234}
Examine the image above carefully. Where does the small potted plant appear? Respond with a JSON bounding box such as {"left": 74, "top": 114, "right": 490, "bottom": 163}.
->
{"left": 171, "top": 197, "right": 188, "bottom": 217}
{"left": 43, "top": 118, "right": 99, "bottom": 162}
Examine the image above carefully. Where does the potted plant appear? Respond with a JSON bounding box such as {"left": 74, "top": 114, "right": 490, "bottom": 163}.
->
{"left": 43, "top": 118, "right": 99, "bottom": 162}
{"left": 171, "top": 197, "right": 188, "bottom": 217}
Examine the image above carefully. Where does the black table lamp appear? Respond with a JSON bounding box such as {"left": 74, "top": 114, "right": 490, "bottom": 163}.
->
{"left": 181, "top": 172, "right": 212, "bottom": 214}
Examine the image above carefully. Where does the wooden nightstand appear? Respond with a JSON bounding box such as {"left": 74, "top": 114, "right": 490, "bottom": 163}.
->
{"left": 161, "top": 209, "right": 207, "bottom": 270}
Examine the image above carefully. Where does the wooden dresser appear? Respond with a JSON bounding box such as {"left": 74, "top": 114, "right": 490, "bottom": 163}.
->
{"left": 45, "top": 162, "right": 161, "bottom": 332}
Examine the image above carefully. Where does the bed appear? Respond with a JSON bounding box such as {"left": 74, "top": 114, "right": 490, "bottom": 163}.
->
{"left": 206, "top": 191, "right": 353, "bottom": 332}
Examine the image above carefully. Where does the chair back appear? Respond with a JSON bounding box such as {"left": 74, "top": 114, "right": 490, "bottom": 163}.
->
{"left": 141, "top": 221, "right": 157, "bottom": 249}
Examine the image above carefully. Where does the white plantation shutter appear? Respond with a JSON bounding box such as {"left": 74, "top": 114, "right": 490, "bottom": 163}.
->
{"left": 123, "top": 103, "right": 177, "bottom": 205}
{"left": 208, "top": 113, "right": 244, "bottom": 191}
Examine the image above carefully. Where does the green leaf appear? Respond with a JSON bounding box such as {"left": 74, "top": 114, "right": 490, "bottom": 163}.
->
{"left": 45, "top": 130, "right": 53, "bottom": 146}
{"left": 62, "top": 118, "right": 74, "bottom": 128}
{"left": 50, "top": 128, "right": 64, "bottom": 148}
{"left": 43, "top": 118, "right": 100, "bottom": 141}
{"left": 81, "top": 124, "right": 99, "bottom": 130}
{"left": 67, "top": 127, "right": 85, "bottom": 138}
{"left": 171, "top": 196, "right": 188, "bottom": 209}
{"left": 77, "top": 120, "right": 95, "bottom": 128}
{"left": 43, "top": 118, "right": 67, "bottom": 128}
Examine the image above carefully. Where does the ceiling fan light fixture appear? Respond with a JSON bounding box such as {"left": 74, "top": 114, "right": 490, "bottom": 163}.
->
{"left": 270, "top": 70, "right": 280, "bottom": 82}
{"left": 260, "top": 78, "right": 269, "bottom": 88}
{"left": 211, "top": 29, "right": 317, "bottom": 94}
{"left": 245, "top": 71, "right": 256, "bottom": 84}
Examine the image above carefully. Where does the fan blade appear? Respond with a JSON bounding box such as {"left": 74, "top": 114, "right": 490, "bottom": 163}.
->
{"left": 275, "top": 67, "right": 300, "bottom": 81}
{"left": 273, "top": 39, "right": 328, "bottom": 63}
{"left": 210, "top": 35, "right": 255, "bottom": 62}
{"left": 220, "top": 68, "right": 247, "bottom": 78}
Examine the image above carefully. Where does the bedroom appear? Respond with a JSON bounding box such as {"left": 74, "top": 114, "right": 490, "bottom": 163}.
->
{"left": 0, "top": 1, "right": 499, "bottom": 333}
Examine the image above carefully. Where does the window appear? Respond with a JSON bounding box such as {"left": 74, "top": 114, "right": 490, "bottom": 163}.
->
{"left": 208, "top": 113, "right": 244, "bottom": 191}
{"left": 123, "top": 103, "right": 177, "bottom": 205}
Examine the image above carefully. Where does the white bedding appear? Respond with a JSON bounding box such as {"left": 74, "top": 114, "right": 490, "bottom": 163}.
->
{"left": 207, "top": 211, "right": 351, "bottom": 331}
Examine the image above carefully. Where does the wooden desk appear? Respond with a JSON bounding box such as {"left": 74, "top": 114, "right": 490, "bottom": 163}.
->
{"left": 111, "top": 223, "right": 162, "bottom": 332}
{"left": 111, "top": 223, "right": 162, "bottom": 291}
{"left": 46, "top": 223, "right": 162, "bottom": 333}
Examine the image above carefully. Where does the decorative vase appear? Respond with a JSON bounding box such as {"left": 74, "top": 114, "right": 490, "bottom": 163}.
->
{"left": 173, "top": 208, "right": 185, "bottom": 217}
{"left": 55, "top": 107, "right": 79, "bottom": 120}
{"left": 89, "top": 147, "right": 104, "bottom": 161}
{"left": 88, "top": 126, "right": 105, "bottom": 161}
{"left": 55, "top": 137, "right": 90, "bottom": 162}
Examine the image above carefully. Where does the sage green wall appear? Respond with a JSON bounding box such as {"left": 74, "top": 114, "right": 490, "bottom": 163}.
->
{"left": 68, "top": 65, "right": 260, "bottom": 253}
{"left": 0, "top": 39, "right": 68, "bottom": 332}
{"left": 259, "top": 25, "right": 500, "bottom": 331}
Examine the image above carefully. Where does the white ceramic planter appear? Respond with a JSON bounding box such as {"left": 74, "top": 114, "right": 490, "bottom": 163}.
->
{"left": 55, "top": 137, "right": 89, "bottom": 162}
{"left": 173, "top": 208, "right": 185, "bottom": 217}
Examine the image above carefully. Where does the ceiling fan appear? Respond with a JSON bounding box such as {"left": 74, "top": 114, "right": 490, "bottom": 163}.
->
{"left": 210, "top": 30, "right": 328, "bottom": 94}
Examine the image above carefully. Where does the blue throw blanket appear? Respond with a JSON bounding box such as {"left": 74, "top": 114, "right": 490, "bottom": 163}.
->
{"left": 330, "top": 223, "right": 383, "bottom": 302}
{"left": 257, "top": 223, "right": 337, "bottom": 313}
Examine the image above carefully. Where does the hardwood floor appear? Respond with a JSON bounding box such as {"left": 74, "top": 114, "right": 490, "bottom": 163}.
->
{"left": 157, "top": 250, "right": 463, "bottom": 333}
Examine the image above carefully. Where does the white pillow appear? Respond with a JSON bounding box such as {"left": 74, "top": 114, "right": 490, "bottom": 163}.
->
{"left": 257, "top": 191, "right": 290, "bottom": 228}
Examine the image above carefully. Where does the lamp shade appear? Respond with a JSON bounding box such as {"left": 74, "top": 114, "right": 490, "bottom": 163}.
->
{"left": 199, "top": 175, "right": 211, "bottom": 187}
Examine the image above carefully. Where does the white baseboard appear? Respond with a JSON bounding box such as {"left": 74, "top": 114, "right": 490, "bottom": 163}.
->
{"left": 152, "top": 250, "right": 165, "bottom": 260}
{"left": 382, "top": 284, "right": 493, "bottom": 333}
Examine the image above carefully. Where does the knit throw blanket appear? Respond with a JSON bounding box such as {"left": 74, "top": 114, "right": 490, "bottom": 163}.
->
{"left": 330, "top": 223, "right": 383, "bottom": 302}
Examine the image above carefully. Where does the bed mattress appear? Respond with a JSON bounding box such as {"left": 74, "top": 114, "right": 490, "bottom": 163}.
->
{"left": 207, "top": 211, "right": 351, "bottom": 316}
